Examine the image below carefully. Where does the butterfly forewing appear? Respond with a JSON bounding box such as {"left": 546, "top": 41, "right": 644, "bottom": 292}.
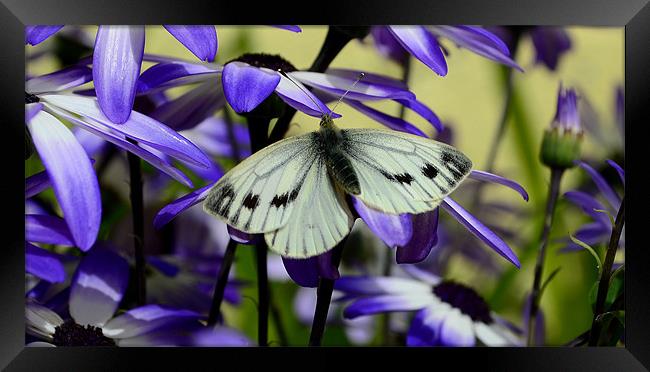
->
{"left": 264, "top": 157, "right": 354, "bottom": 258}
{"left": 340, "top": 128, "right": 472, "bottom": 214}
{"left": 203, "top": 134, "right": 316, "bottom": 233}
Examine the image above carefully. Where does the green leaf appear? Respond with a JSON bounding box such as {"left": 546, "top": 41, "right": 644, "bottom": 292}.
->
{"left": 569, "top": 234, "right": 602, "bottom": 274}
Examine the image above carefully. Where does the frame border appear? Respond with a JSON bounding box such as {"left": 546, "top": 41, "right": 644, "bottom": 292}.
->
{"left": 1, "top": 0, "right": 648, "bottom": 370}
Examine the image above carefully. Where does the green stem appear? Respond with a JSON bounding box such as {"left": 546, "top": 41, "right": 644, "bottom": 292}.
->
{"left": 309, "top": 238, "right": 347, "bottom": 346}
{"left": 207, "top": 239, "right": 238, "bottom": 326}
{"left": 527, "top": 167, "right": 564, "bottom": 346}
{"left": 588, "top": 197, "right": 625, "bottom": 346}
{"left": 126, "top": 144, "right": 146, "bottom": 306}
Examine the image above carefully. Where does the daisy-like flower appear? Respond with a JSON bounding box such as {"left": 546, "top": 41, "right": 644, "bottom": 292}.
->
{"left": 25, "top": 65, "right": 211, "bottom": 251}
{"left": 26, "top": 248, "right": 249, "bottom": 347}
{"left": 334, "top": 267, "right": 521, "bottom": 347}
{"left": 369, "top": 26, "right": 523, "bottom": 75}
{"left": 137, "top": 52, "right": 444, "bottom": 135}
{"left": 26, "top": 25, "right": 301, "bottom": 124}
{"left": 561, "top": 160, "right": 624, "bottom": 255}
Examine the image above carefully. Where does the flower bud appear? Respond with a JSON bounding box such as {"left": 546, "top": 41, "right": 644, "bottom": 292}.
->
{"left": 540, "top": 86, "right": 583, "bottom": 169}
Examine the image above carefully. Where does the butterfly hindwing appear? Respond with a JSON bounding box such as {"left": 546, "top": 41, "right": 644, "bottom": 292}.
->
{"left": 340, "top": 128, "right": 472, "bottom": 214}
{"left": 264, "top": 157, "right": 355, "bottom": 258}
{"left": 203, "top": 133, "right": 317, "bottom": 233}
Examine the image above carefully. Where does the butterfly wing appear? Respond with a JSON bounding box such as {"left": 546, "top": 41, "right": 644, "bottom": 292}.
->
{"left": 203, "top": 132, "right": 318, "bottom": 233}
{"left": 341, "top": 128, "right": 472, "bottom": 214}
{"left": 264, "top": 157, "right": 355, "bottom": 258}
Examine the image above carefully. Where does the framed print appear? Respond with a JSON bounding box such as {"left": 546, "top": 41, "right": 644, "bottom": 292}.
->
{"left": 1, "top": 0, "right": 649, "bottom": 370}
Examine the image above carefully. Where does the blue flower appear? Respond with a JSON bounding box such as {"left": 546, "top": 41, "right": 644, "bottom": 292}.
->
{"left": 370, "top": 26, "right": 523, "bottom": 75}
{"left": 25, "top": 248, "right": 249, "bottom": 346}
{"left": 334, "top": 267, "right": 522, "bottom": 346}
{"left": 487, "top": 26, "right": 572, "bottom": 71}
{"left": 26, "top": 65, "right": 211, "bottom": 250}
{"left": 137, "top": 53, "right": 444, "bottom": 134}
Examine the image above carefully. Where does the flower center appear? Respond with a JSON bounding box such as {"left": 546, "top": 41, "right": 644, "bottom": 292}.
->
{"left": 433, "top": 281, "right": 493, "bottom": 323}
{"left": 52, "top": 320, "right": 116, "bottom": 347}
{"left": 230, "top": 53, "right": 297, "bottom": 73}
{"left": 25, "top": 92, "right": 40, "bottom": 104}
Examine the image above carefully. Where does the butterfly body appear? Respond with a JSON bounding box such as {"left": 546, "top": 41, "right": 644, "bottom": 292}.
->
{"left": 204, "top": 114, "right": 472, "bottom": 258}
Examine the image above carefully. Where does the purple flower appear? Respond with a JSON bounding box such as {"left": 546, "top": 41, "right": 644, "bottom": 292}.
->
{"left": 487, "top": 26, "right": 572, "bottom": 71}
{"left": 551, "top": 86, "right": 581, "bottom": 134}
{"left": 334, "top": 268, "right": 522, "bottom": 346}
{"left": 25, "top": 248, "right": 248, "bottom": 347}
{"left": 370, "top": 26, "right": 523, "bottom": 75}
{"left": 137, "top": 53, "right": 444, "bottom": 134}
{"left": 26, "top": 66, "right": 211, "bottom": 250}
{"left": 561, "top": 160, "right": 624, "bottom": 254}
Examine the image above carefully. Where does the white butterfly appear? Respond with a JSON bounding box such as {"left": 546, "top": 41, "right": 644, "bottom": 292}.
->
{"left": 203, "top": 77, "right": 472, "bottom": 259}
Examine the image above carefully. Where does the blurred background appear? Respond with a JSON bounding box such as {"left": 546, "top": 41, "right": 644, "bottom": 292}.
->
{"left": 26, "top": 26, "right": 624, "bottom": 346}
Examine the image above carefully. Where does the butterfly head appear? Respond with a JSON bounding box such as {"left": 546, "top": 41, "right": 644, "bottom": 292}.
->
{"left": 319, "top": 113, "right": 336, "bottom": 129}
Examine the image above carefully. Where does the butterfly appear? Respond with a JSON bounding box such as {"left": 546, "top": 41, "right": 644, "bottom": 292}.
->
{"left": 203, "top": 74, "right": 472, "bottom": 259}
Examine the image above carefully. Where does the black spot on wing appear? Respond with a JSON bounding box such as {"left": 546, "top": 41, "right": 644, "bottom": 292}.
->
{"left": 441, "top": 150, "right": 471, "bottom": 181}
{"left": 205, "top": 183, "right": 236, "bottom": 218}
{"left": 243, "top": 193, "right": 260, "bottom": 210}
{"left": 422, "top": 163, "right": 439, "bottom": 179}
{"left": 271, "top": 183, "right": 302, "bottom": 209}
{"left": 380, "top": 170, "right": 414, "bottom": 185}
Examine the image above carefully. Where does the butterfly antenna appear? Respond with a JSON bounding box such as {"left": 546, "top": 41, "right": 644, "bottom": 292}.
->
{"left": 331, "top": 72, "right": 365, "bottom": 113}
{"left": 277, "top": 69, "right": 326, "bottom": 116}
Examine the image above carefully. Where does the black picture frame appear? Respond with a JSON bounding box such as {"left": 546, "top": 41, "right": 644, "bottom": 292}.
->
{"left": 2, "top": 0, "right": 649, "bottom": 370}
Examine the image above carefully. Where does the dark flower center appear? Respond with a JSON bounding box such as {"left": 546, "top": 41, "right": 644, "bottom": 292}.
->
{"left": 230, "top": 53, "right": 297, "bottom": 73}
{"left": 25, "top": 92, "right": 40, "bottom": 104}
{"left": 52, "top": 320, "right": 116, "bottom": 347}
{"left": 433, "top": 281, "right": 493, "bottom": 323}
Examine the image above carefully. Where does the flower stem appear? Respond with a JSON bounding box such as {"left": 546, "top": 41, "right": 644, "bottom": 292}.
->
{"left": 207, "top": 239, "right": 238, "bottom": 326}
{"left": 246, "top": 116, "right": 271, "bottom": 346}
{"left": 269, "top": 26, "right": 359, "bottom": 143}
{"left": 126, "top": 145, "right": 146, "bottom": 306}
{"left": 527, "top": 167, "right": 564, "bottom": 346}
{"left": 309, "top": 238, "right": 347, "bottom": 346}
{"left": 588, "top": 197, "right": 625, "bottom": 346}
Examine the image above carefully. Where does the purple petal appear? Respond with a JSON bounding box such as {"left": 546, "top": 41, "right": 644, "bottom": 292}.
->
{"left": 25, "top": 26, "right": 64, "bottom": 45}
{"left": 291, "top": 70, "right": 416, "bottom": 101}
{"left": 25, "top": 170, "right": 50, "bottom": 198}
{"left": 150, "top": 81, "right": 225, "bottom": 131}
{"left": 441, "top": 198, "right": 520, "bottom": 268}
{"left": 137, "top": 61, "right": 220, "bottom": 93}
{"left": 343, "top": 294, "right": 435, "bottom": 319}
{"left": 163, "top": 25, "right": 218, "bottom": 62}
{"left": 352, "top": 197, "right": 412, "bottom": 248}
{"left": 394, "top": 98, "right": 444, "bottom": 132}
{"left": 192, "top": 326, "right": 252, "bottom": 346}
{"left": 26, "top": 110, "right": 100, "bottom": 251}
{"left": 275, "top": 73, "right": 340, "bottom": 118}
{"left": 326, "top": 68, "right": 409, "bottom": 90}
{"left": 396, "top": 209, "right": 439, "bottom": 264}
{"left": 344, "top": 99, "right": 428, "bottom": 137}
{"left": 282, "top": 256, "right": 320, "bottom": 287}
{"left": 26, "top": 242, "right": 66, "bottom": 283}
{"left": 93, "top": 26, "right": 145, "bottom": 123}
{"left": 407, "top": 306, "right": 445, "bottom": 346}
{"left": 153, "top": 183, "right": 214, "bottom": 229}
{"left": 439, "top": 310, "right": 475, "bottom": 346}
{"left": 563, "top": 191, "right": 610, "bottom": 225}
{"left": 317, "top": 250, "right": 340, "bottom": 281}
{"left": 103, "top": 305, "right": 200, "bottom": 338}
{"left": 530, "top": 27, "right": 572, "bottom": 71}
{"left": 270, "top": 25, "right": 302, "bottom": 33}
{"left": 26, "top": 103, "right": 43, "bottom": 122}
{"left": 73, "top": 127, "right": 107, "bottom": 157}
{"left": 387, "top": 26, "right": 447, "bottom": 76}
{"left": 335, "top": 276, "right": 431, "bottom": 296}
{"left": 25, "top": 214, "right": 75, "bottom": 246}
{"left": 41, "top": 94, "right": 211, "bottom": 168}
{"left": 370, "top": 26, "right": 409, "bottom": 63}
{"left": 182, "top": 117, "right": 251, "bottom": 159}
{"left": 578, "top": 161, "right": 621, "bottom": 210}
{"left": 227, "top": 226, "right": 259, "bottom": 244}
{"left": 26, "top": 65, "right": 93, "bottom": 94}
{"left": 69, "top": 248, "right": 130, "bottom": 326}
{"left": 222, "top": 62, "right": 280, "bottom": 113}
{"left": 45, "top": 104, "right": 194, "bottom": 187}
{"left": 430, "top": 26, "right": 523, "bottom": 71}
{"left": 469, "top": 170, "right": 529, "bottom": 201}
{"left": 559, "top": 223, "right": 609, "bottom": 252}
{"left": 607, "top": 160, "right": 625, "bottom": 186}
